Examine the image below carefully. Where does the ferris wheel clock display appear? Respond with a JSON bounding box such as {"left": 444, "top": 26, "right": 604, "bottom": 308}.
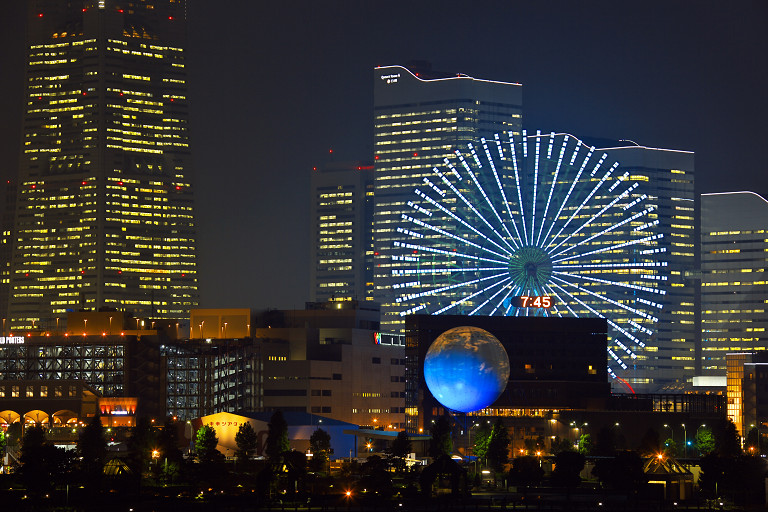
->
{"left": 393, "top": 130, "right": 667, "bottom": 382}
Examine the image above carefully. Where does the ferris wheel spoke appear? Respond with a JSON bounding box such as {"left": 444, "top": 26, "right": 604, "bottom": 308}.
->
{"left": 436, "top": 162, "right": 517, "bottom": 252}
{"left": 551, "top": 233, "right": 664, "bottom": 264}
{"left": 536, "top": 134, "right": 568, "bottom": 246}
{"left": 551, "top": 270, "right": 665, "bottom": 296}
{"left": 401, "top": 213, "right": 510, "bottom": 260}
{"left": 541, "top": 142, "right": 594, "bottom": 249}
{"left": 542, "top": 283, "right": 578, "bottom": 318}
{"left": 507, "top": 131, "right": 529, "bottom": 244}
{"left": 484, "top": 137, "right": 525, "bottom": 244}
{"left": 434, "top": 276, "right": 512, "bottom": 315}
{"left": 416, "top": 186, "right": 514, "bottom": 257}
{"left": 395, "top": 272, "right": 510, "bottom": 303}
{"left": 550, "top": 274, "right": 659, "bottom": 323}
{"left": 393, "top": 240, "right": 508, "bottom": 266}
{"left": 458, "top": 148, "right": 519, "bottom": 247}
{"left": 490, "top": 284, "right": 519, "bottom": 316}
{"left": 548, "top": 181, "right": 637, "bottom": 255}
{"left": 550, "top": 206, "right": 658, "bottom": 260}
{"left": 470, "top": 279, "right": 514, "bottom": 315}
{"left": 545, "top": 160, "right": 618, "bottom": 251}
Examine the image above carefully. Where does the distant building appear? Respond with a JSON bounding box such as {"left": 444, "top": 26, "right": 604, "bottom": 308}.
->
{"left": 197, "top": 411, "right": 358, "bottom": 461}
{"left": 373, "top": 63, "right": 523, "bottom": 331}
{"left": 253, "top": 301, "right": 405, "bottom": 429}
{"left": 701, "top": 192, "right": 768, "bottom": 376}
{"left": 595, "top": 143, "right": 697, "bottom": 392}
{"left": 0, "top": 311, "right": 165, "bottom": 421}
{"left": 310, "top": 161, "right": 375, "bottom": 303}
{"left": 404, "top": 314, "right": 610, "bottom": 432}
{"left": 164, "top": 303, "right": 404, "bottom": 429}
{"left": 726, "top": 352, "right": 768, "bottom": 438}
{"left": 8, "top": 0, "right": 198, "bottom": 329}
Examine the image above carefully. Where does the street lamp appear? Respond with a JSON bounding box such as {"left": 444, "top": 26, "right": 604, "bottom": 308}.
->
{"left": 681, "top": 424, "right": 687, "bottom": 458}
{"left": 663, "top": 424, "right": 673, "bottom": 444}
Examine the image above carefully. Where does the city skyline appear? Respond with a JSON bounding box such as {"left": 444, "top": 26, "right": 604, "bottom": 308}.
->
{"left": 1, "top": 1, "right": 766, "bottom": 310}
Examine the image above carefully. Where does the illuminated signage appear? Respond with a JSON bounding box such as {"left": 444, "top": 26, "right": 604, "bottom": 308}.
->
{"left": 380, "top": 73, "right": 400, "bottom": 84}
{"left": 0, "top": 336, "right": 24, "bottom": 345}
{"left": 510, "top": 295, "right": 553, "bottom": 308}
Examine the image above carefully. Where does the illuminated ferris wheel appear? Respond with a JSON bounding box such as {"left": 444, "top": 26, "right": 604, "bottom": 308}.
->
{"left": 392, "top": 130, "right": 667, "bottom": 382}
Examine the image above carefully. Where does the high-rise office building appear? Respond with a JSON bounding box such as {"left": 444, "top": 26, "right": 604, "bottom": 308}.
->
{"left": 373, "top": 63, "right": 523, "bottom": 331}
{"left": 701, "top": 192, "right": 768, "bottom": 375}
{"left": 310, "top": 161, "right": 374, "bottom": 303}
{"left": 8, "top": 0, "right": 198, "bottom": 329}
{"left": 597, "top": 143, "right": 697, "bottom": 391}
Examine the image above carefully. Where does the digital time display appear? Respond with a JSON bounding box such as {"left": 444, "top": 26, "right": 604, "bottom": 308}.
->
{"left": 511, "top": 295, "right": 553, "bottom": 308}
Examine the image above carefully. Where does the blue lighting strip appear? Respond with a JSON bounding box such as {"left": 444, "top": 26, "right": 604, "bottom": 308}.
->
{"left": 422, "top": 177, "right": 446, "bottom": 197}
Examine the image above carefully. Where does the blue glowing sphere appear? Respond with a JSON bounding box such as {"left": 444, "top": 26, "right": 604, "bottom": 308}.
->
{"left": 423, "top": 326, "right": 510, "bottom": 413}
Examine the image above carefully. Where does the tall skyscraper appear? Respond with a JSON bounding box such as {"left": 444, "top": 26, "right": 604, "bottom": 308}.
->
{"left": 309, "top": 161, "right": 374, "bottom": 303}
{"left": 373, "top": 63, "right": 523, "bottom": 331}
{"left": 701, "top": 192, "right": 768, "bottom": 375}
{"left": 8, "top": 0, "right": 198, "bottom": 330}
{"left": 597, "top": 143, "right": 697, "bottom": 391}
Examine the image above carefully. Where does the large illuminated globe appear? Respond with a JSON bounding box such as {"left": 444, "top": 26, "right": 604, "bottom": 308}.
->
{"left": 424, "top": 326, "right": 510, "bottom": 413}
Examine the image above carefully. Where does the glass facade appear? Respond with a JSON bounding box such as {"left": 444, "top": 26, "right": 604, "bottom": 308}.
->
{"left": 701, "top": 192, "right": 768, "bottom": 374}
{"left": 9, "top": 0, "right": 197, "bottom": 330}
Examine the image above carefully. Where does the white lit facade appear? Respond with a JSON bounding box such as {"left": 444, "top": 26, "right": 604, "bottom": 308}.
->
{"left": 9, "top": 1, "right": 198, "bottom": 329}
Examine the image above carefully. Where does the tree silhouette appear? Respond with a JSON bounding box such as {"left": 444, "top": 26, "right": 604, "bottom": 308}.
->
{"left": 592, "top": 450, "right": 646, "bottom": 495}
{"left": 265, "top": 410, "right": 290, "bottom": 465}
{"left": 637, "top": 428, "right": 661, "bottom": 456}
{"left": 235, "top": 422, "right": 259, "bottom": 463}
{"left": 126, "top": 416, "right": 157, "bottom": 479}
{"left": 308, "top": 428, "right": 331, "bottom": 473}
{"left": 509, "top": 455, "right": 543, "bottom": 494}
{"left": 389, "top": 430, "right": 412, "bottom": 473}
{"left": 19, "top": 425, "right": 75, "bottom": 496}
{"left": 195, "top": 425, "right": 220, "bottom": 464}
{"left": 551, "top": 450, "right": 585, "bottom": 490}
{"left": 78, "top": 414, "right": 107, "bottom": 491}
{"left": 487, "top": 418, "right": 510, "bottom": 473}
{"left": 695, "top": 427, "right": 715, "bottom": 456}
{"left": 428, "top": 414, "right": 453, "bottom": 458}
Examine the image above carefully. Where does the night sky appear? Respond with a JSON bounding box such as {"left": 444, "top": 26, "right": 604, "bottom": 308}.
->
{"left": 0, "top": 1, "right": 766, "bottom": 311}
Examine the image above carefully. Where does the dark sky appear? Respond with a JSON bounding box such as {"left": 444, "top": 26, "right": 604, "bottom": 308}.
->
{"left": 1, "top": 1, "right": 767, "bottom": 310}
